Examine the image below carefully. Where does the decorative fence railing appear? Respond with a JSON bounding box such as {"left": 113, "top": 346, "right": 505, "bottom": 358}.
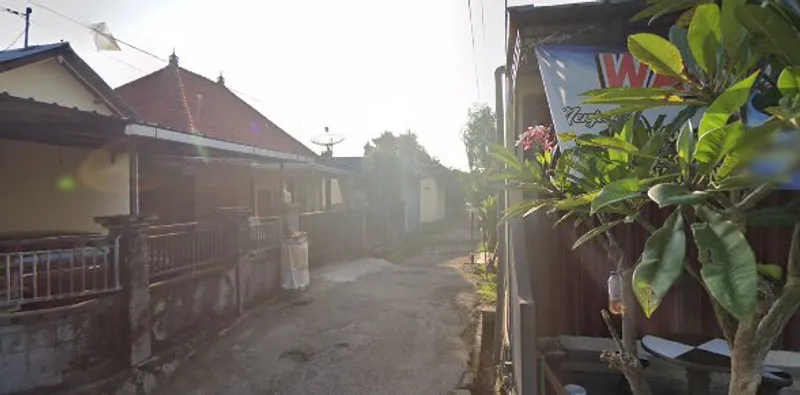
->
{"left": 147, "top": 217, "right": 282, "bottom": 282}
{"left": 0, "top": 234, "right": 120, "bottom": 308}
{"left": 248, "top": 216, "right": 282, "bottom": 253}
{"left": 147, "top": 223, "right": 229, "bottom": 281}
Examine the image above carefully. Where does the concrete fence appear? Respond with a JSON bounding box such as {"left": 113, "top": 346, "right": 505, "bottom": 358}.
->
{"left": 0, "top": 206, "right": 389, "bottom": 395}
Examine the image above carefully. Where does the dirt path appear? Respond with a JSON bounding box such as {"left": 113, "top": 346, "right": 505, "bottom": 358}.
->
{"left": 155, "top": 223, "right": 477, "bottom": 395}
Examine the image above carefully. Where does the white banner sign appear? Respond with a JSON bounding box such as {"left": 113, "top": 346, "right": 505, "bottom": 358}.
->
{"left": 535, "top": 45, "right": 699, "bottom": 137}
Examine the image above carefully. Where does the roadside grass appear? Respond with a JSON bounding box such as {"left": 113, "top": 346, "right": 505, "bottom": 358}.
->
{"left": 476, "top": 272, "right": 497, "bottom": 304}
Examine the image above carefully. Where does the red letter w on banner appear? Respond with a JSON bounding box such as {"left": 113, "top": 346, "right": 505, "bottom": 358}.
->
{"left": 596, "top": 53, "right": 679, "bottom": 88}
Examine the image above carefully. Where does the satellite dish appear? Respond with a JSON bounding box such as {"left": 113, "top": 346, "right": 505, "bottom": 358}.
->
{"left": 310, "top": 127, "right": 345, "bottom": 156}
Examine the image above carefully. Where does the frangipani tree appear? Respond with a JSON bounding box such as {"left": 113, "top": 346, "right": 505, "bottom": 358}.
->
{"left": 496, "top": 0, "right": 800, "bottom": 393}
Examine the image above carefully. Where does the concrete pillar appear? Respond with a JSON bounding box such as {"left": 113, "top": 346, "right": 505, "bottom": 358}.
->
{"left": 95, "top": 214, "right": 156, "bottom": 367}
{"left": 214, "top": 207, "right": 251, "bottom": 314}
{"left": 324, "top": 176, "right": 332, "bottom": 210}
{"left": 284, "top": 203, "right": 300, "bottom": 234}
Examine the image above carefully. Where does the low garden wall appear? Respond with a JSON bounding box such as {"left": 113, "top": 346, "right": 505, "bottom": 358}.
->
{"left": 0, "top": 295, "right": 124, "bottom": 394}
{"left": 149, "top": 248, "right": 280, "bottom": 351}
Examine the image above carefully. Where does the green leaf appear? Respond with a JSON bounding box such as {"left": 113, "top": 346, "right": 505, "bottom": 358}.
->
{"left": 555, "top": 192, "right": 600, "bottom": 211}
{"left": 553, "top": 211, "right": 578, "bottom": 228}
{"left": 591, "top": 178, "right": 643, "bottom": 214}
{"left": 716, "top": 151, "right": 740, "bottom": 180}
{"left": 632, "top": 0, "right": 696, "bottom": 22}
{"left": 757, "top": 264, "right": 783, "bottom": 280}
{"left": 572, "top": 219, "right": 625, "bottom": 250}
{"left": 698, "top": 71, "right": 760, "bottom": 138}
{"left": 582, "top": 87, "right": 676, "bottom": 98}
{"left": 635, "top": 129, "right": 673, "bottom": 178}
{"left": 721, "top": 0, "right": 747, "bottom": 58}
{"left": 694, "top": 121, "right": 745, "bottom": 176}
{"left": 576, "top": 136, "right": 640, "bottom": 154}
{"left": 676, "top": 120, "right": 695, "bottom": 177}
{"left": 669, "top": 26, "right": 701, "bottom": 77}
{"left": 677, "top": 7, "right": 695, "bottom": 27}
{"left": 628, "top": 33, "right": 685, "bottom": 78}
{"left": 689, "top": 4, "right": 723, "bottom": 75}
{"left": 610, "top": 117, "right": 636, "bottom": 164}
{"left": 778, "top": 66, "right": 800, "bottom": 98}
{"left": 692, "top": 206, "right": 758, "bottom": 320}
{"left": 490, "top": 145, "right": 523, "bottom": 173}
{"left": 633, "top": 209, "right": 686, "bottom": 318}
{"left": 598, "top": 104, "right": 669, "bottom": 119}
{"left": 647, "top": 183, "right": 711, "bottom": 207}
{"left": 737, "top": 5, "right": 800, "bottom": 65}
{"left": 713, "top": 175, "right": 762, "bottom": 190}
{"left": 501, "top": 199, "right": 555, "bottom": 223}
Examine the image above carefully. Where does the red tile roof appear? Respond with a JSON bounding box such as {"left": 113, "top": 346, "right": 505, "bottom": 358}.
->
{"left": 116, "top": 60, "right": 316, "bottom": 157}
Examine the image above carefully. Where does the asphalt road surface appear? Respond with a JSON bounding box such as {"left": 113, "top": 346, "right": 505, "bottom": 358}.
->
{"left": 155, "top": 226, "right": 477, "bottom": 395}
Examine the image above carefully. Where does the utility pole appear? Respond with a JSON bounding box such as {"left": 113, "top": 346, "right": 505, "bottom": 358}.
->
{"left": 24, "top": 7, "right": 32, "bottom": 48}
{"left": 2, "top": 6, "right": 32, "bottom": 48}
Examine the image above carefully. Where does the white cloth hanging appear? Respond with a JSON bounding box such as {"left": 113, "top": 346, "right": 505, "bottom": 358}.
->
{"left": 89, "top": 22, "right": 121, "bottom": 51}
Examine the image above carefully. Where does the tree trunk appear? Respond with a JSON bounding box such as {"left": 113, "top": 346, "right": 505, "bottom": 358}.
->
{"left": 729, "top": 320, "right": 765, "bottom": 395}
{"left": 729, "top": 345, "right": 763, "bottom": 395}
{"left": 621, "top": 267, "right": 638, "bottom": 356}
{"left": 624, "top": 369, "right": 653, "bottom": 395}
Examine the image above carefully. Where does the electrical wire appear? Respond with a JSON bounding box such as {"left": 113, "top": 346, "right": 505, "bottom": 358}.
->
{"left": 479, "top": 0, "right": 486, "bottom": 48}
{"left": 29, "top": 1, "right": 167, "bottom": 62}
{"left": 4, "top": 29, "right": 24, "bottom": 50}
{"left": 1, "top": 6, "right": 26, "bottom": 18}
{"left": 25, "top": 2, "right": 277, "bottom": 112}
{"left": 100, "top": 52, "right": 146, "bottom": 72}
{"left": 466, "top": 0, "right": 481, "bottom": 100}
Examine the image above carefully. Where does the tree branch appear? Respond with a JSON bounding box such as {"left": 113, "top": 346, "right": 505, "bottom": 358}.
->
{"left": 602, "top": 309, "right": 625, "bottom": 351}
{"left": 713, "top": 193, "right": 735, "bottom": 211}
{"left": 635, "top": 216, "right": 657, "bottom": 234}
{"left": 600, "top": 309, "right": 652, "bottom": 395}
{"left": 737, "top": 184, "right": 774, "bottom": 212}
{"left": 755, "top": 223, "right": 800, "bottom": 352}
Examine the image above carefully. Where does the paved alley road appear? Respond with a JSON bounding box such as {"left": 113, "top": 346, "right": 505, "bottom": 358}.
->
{"left": 155, "top": 225, "right": 477, "bottom": 395}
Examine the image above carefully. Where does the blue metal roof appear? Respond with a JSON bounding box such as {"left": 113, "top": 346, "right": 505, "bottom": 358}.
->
{"left": 0, "top": 43, "right": 67, "bottom": 64}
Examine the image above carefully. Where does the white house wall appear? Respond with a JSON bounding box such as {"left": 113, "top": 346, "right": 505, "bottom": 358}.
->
{"left": 0, "top": 59, "right": 113, "bottom": 115}
{"left": 420, "top": 177, "right": 445, "bottom": 224}
{"left": 321, "top": 177, "right": 344, "bottom": 207}
{"left": 0, "top": 139, "right": 130, "bottom": 234}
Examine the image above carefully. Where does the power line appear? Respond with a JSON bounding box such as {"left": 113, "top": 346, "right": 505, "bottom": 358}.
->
{"left": 466, "top": 0, "right": 481, "bottom": 100}
{"left": 4, "top": 29, "right": 24, "bottom": 50}
{"left": 24, "top": 2, "right": 275, "bottom": 113}
{"left": 29, "top": 1, "right": 167, "bottom": 62}
{"left": 100, "top": 52, "right": 146, "bottom": 72}
{"left": 1, "top": 6, "right": 26, "bottom": 18}
{"left": 479, "top": 0, "right": 487, "bottom": 48}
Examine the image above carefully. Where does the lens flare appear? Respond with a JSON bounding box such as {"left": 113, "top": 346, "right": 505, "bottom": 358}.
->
{"left": 55, "top": 175, "right": 77, "bottom": 192}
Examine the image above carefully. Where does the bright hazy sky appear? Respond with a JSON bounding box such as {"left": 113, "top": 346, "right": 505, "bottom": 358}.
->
{"left": 0, "top": 0, "right": 579, "bottom": 169}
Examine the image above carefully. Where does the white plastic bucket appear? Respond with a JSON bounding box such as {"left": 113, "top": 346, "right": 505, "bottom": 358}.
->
{"left": 564, "top": 384, "right": 587, "bottom": 395}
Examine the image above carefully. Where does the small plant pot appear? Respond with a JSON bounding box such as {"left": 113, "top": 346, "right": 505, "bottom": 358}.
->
{"left": 615, "top": 358, "right": 651, "bottom": 395}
